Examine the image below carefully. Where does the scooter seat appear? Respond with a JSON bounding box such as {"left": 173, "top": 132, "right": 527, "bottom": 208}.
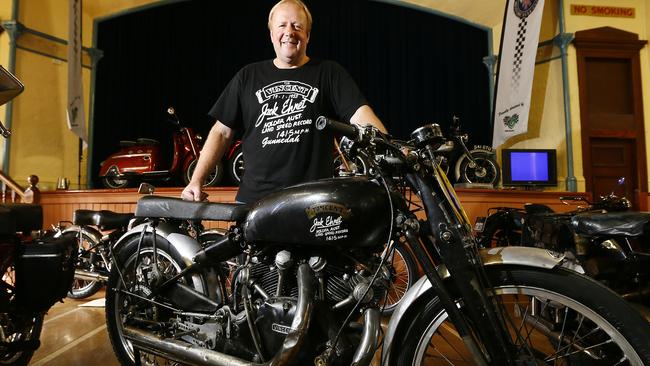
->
{"left": 135, "top": 195, "right": 250, "bottom": 222}
{"left": 119, "top": 140, "right": 137, "bottom": 147}
{"left": 136, "top": 138, "right": 159, "bottom": 145}
{"left": 570, "top": 211, "right": 650, "bottom": 237}
{"left": 73, "top": 209, "right": 134, "bottom": 231}
{"left": 0, "top": 204, "right": 43, "bottom": 234}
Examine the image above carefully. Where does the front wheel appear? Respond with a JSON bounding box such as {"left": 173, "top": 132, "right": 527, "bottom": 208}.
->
{"left": 184, "top": 159, "right": 224, "bottom": 187}
{"left": 389, "top": 266, "right": 650, "bottom": 365}
{"left": 455, "top": 150, "right": 500, "bottom": 187}
{"left": 102, "top": 175, "right": 129, "bottom": 189}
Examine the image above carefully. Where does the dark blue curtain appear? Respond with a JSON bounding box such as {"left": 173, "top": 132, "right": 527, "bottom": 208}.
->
{"left": 92, "top": 0, "right": 490, "bottom": 187}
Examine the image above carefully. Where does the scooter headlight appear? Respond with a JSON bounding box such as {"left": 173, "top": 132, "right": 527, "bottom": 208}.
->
{"left": 195, "top": 134, "right": 203, "bottom": 141}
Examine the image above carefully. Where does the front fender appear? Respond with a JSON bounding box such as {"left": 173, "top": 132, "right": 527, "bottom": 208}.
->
{"left": 381, "top": 246, "right": 585, "bottom": 364}
{"left": 453, "top": 148, "right": 495, "bottom": 180}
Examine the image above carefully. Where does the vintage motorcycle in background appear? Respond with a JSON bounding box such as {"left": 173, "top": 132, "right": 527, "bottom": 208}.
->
{"left": 434, "top": 116, "right": 500, "bottom": 187}
{"left": 98, "top": 107, "right": 223, "bottom": 189}
{"left": 475, "top": 178, "right": 650, "bottom": 308}
{"left": 225, "top": 116, "right": 500, "bottom": 188}
{"left": 103, "top": 116, "right": 650, "bottom": 365}
{"left": 0, "top": 66, "right": 78, "bottom": 365}
{"left": 53, "top": 209, "right": 134, "bottom": 299}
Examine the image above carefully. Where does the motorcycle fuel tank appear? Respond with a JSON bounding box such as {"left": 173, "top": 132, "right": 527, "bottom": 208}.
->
{"left": 243, "top": 177, "right": 394, "bottom": 248}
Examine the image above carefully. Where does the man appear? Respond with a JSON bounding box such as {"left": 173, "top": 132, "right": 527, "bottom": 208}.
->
{"left": 182, "top": 0, "right": 386, "bottom": 203}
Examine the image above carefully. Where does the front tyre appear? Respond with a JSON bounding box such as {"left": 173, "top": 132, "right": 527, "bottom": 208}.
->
{"left": 455, "top": 150, "right": 500, "bottom": 187}
{"left": 102, "top": 175, "right": 130, "bottom": 189}
{"left": 390, "top": 266, "right": 650, "bottom": 365}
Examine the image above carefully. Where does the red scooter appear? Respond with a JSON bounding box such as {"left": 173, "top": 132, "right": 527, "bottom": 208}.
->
{"left": 98, "top": 107, "right": 223, "bottom": 189}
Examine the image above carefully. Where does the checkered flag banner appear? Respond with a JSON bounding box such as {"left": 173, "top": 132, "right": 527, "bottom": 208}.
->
{"left": 492, "top": 0, "right": 545, "bottom": 148}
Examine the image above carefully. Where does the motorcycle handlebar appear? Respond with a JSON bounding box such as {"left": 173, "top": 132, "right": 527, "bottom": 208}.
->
{"left": 316, "top": 116, "right": 359, "bottom": 140}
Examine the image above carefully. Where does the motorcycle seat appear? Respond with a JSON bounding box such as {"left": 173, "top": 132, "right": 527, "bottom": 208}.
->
{"left": 136, "top": 138, "right": 159, "bottom": 145}
{"left": 73, "top": 209, "right": 134, "bottom": 230}
{"left": 119, "top": 140, "right": 137, "bottom": 147}
{"left": 135, "top": 195, "right": 250, "bottom": 222}
{"left": 570, "top": 211, "right": 650, "bottom": 237}
{"left": 0, "top": 204, "right": 43, "bottom": 234}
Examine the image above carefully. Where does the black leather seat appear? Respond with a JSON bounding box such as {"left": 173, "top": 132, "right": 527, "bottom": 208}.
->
{"left": 73, "top": 210, "right": 134, "bottom": 231}
{"left": 135, "top": 195, "right": 249, "bottom": 222}
{"left": 570, "top": 212, "right": 650, "bottom": 237}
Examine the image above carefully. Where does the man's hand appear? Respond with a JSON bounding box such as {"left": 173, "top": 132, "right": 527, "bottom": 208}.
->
{"left": 181, "top": 182, "right": 208, "bottom": 201}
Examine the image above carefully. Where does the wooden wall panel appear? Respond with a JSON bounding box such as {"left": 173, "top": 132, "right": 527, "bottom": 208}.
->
{"left": 40, "top": 188, "right": 591, "bottom": 230}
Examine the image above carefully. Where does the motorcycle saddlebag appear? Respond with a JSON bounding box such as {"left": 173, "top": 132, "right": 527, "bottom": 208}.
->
{"left": 15, "top": 235, "right": 78, "bottom": 312}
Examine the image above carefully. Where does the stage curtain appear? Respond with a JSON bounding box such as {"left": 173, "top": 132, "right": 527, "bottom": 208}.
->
{"left": 93, "top": 0, "right": 489, "bottom": 186}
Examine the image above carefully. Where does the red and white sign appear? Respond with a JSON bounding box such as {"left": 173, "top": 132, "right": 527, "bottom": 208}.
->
{"left": 570, "top": 5, "right": 635, "bottom": 18}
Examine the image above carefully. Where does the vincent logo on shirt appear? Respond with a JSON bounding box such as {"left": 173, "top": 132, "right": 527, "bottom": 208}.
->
{"left": 255, "top": 81, "right": 319, "bottom": 148}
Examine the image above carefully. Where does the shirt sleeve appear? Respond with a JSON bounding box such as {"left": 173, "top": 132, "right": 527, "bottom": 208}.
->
{"left": 326, "top": 61, "right": 369, "bottom": 122}
{"left": 207, "top": 70, "right": 243, "bottom": 129}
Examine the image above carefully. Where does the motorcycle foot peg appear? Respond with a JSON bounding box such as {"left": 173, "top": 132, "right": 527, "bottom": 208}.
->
{"left": 193, "top": 235, "right": 242, "bottom": 265}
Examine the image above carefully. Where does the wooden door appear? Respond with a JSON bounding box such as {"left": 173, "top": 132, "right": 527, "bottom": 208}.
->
{"left": 574, "top": 27, "right": 647, "bottom": 208}
{"left": 589, "top": 138, "right": 636, "bottom": 201}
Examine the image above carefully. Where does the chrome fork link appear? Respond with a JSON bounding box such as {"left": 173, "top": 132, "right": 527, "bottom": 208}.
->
{"left": 149, "top": 221, "right": 162, "bottom": 286}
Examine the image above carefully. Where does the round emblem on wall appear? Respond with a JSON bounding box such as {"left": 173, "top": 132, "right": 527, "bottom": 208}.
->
{"left": 514, "top": 0, "right": 539, "bottom": 18}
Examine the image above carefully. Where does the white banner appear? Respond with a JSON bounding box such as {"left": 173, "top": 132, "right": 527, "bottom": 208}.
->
{"left": 67, "top": 0, "right": 88, "bottom": 147}
{"left": 492, "top": 0, "right": 545, "bottom": 148}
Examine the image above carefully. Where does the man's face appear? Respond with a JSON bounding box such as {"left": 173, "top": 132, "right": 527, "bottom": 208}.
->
{"left": 269, "top": 3, "right": 310, "bottom": 66}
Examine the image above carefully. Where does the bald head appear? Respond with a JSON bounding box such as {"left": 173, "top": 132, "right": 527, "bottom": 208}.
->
{"left": 268, "top": 0, "right": 312, "bottom": 33}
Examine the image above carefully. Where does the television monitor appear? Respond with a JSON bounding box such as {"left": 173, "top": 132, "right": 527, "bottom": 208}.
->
{"left": 501, "top": 149, "right": 557, "bottom": 187}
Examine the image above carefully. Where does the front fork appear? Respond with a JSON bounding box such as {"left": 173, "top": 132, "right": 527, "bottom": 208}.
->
{"left": 405, "top": 174, "right": 517, "bottom": 365}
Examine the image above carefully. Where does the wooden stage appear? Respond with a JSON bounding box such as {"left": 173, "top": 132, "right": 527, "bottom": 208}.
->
{"left": 39, "top": 186, "right": 592, "bottom": 230}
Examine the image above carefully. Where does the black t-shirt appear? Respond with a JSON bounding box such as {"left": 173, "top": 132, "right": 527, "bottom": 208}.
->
{"left": 209, "top": 59, "right": 368, "bottom": 203}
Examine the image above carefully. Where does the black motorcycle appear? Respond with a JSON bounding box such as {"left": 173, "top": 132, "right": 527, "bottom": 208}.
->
{"left": 105, "top": 118, "right": 650, "bottom": 365}
{"left": 0, "top": 204, "right": 78, "bottom": 365}
{"left": 475, "top": 181, "right": 650, "bottom": 306}
{"left": 53, "top": 209, "right": 134, "bottom": 299}
{"left": 0, "top": 65, "right": 79, "bottom": 365}
{"left": 434, "top": 116, "right": 500, "bottom": 187}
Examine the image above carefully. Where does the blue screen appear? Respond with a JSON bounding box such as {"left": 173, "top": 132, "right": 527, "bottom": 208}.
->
{"left": 510, "top": 152, "right": 549, "bottom": 181}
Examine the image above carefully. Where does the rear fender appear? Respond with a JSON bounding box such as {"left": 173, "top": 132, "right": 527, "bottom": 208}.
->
{"left": 381, "top": 246, "right": 585, "bottom": 364}
{"left": 112, "top": 221, "right": 220, "bottom": 300}
{"left": 58, "top": 225, "right": 103, "bottom": 245}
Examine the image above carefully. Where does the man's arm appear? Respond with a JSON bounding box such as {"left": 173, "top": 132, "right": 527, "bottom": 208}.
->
{"left": 181, "top": 120, "right": 234, "bottom": 201}
{"left": 350, "top": 104, "right": 387, "bottom": 133}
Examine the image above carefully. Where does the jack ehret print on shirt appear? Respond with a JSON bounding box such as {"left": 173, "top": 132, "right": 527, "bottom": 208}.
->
{"left": 255, "top": 80, "right": 320, "bottom": 148}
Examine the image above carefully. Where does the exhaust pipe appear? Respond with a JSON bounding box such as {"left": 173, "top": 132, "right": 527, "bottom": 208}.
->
{"left": 123, "top": 263, "right": 315, "bottom": 366}
{"left": 351, "top": 308, "right": 380, "bottom": 366}
{"left": 74, "top": 269, "right": 109, "bottom": 282}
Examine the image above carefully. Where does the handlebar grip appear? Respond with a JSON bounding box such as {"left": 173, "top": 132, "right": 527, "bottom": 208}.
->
{"left": 316, "top": 116, "right": 359, "bottom": 140}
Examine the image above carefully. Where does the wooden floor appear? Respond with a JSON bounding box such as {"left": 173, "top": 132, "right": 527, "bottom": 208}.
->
{"left": 30, "top": 290, "right": 650, "bottom": 366}
{"left": 30, "top": 290, "right": 119, "bottom": 366}
{"left": 30, "top": 290, "right": 385, "bottom": 366}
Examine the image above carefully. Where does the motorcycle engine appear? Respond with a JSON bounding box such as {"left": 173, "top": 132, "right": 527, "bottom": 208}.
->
{"left": 245, "top": 250, "right": 390, "bottom": 359}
